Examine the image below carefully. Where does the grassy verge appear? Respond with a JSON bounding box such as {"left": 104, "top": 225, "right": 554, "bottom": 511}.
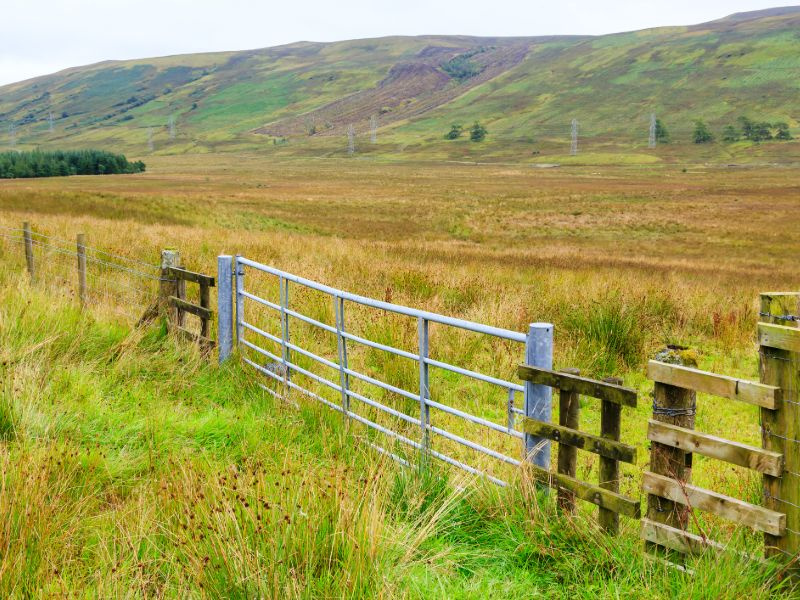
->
{"left": 0, "top": 258, "right": 792, "bottom": 597}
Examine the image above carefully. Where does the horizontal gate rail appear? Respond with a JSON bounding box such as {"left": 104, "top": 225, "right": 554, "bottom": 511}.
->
{"left": 233, "top": 255, "right": 542, "bottom": 486}
{"left": 236, "top": 257, "right": 527, "bottom": 342}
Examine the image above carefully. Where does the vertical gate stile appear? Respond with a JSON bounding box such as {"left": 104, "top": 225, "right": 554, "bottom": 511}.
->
{"left": 279, "top": 276, "right": 291, "bottom": 386}
{"left": 507, "top": 389, "right": 515, "bottom": 433}
{"left": 234, "top": 255, "right": 244, "bottom": 349}
{"left": 418, "top": 317, "right": 430, "bottom": 452}
{"left": 335, "top": 295, "right": 350, "bottom": 416}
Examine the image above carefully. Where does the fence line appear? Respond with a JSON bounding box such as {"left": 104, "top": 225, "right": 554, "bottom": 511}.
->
{"left": 0, "top": 223, "right": 183, "bottom": 330}
{"left": 4, "top": 224, "right": 799, "bottom": 566}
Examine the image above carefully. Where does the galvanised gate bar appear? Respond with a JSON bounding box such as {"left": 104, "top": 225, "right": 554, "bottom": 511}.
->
{"left": 217, "top": 254, "right": 553, "bottom": 485}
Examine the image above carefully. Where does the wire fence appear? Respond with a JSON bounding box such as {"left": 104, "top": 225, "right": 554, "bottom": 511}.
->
{"left": 0, "top": 224, "right": 163, "bottom": 324}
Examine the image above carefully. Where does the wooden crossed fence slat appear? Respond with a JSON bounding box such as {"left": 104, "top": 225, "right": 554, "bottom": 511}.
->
{"left": 165, "top": 266, "right": 216, "bottom": 349}
{"left": 644, "top": 359, "right": 787, "bottom": 563}
{"left": 518, "top": 364, "right": 640, "bottom": 533}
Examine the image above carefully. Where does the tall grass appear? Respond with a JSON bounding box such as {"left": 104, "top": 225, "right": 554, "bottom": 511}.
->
{"left": 0, "top": 256, "right": 794, "bottom": 596}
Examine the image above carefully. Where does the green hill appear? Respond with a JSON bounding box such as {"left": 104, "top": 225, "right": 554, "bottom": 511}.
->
{"left": 1, "top": 7, "right": 799, "bottom": 163}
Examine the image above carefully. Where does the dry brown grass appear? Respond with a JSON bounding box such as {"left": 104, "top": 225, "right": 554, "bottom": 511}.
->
{"left": 2, "top": 155, "right": 797, "bottom": 352}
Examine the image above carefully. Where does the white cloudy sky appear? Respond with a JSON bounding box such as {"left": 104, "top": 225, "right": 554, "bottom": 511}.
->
{"left": 0, "top": 0, "right": 789, "bottom": 86}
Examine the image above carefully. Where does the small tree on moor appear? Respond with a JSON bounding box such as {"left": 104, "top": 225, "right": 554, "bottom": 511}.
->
{"left": 445, "top": 124, "right": 463, "bottom": 140}
{"left": 470, "top": 122, "right": 487, "bottom": 142}
{"left": 693, "top": 120, "right": 713, "bottom": 144}
{"left": 655, "top": 119, "right": 669, "bottom": 143}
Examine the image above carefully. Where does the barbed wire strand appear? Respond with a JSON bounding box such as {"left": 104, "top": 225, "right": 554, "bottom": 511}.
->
{"left": 25, "top": 238, "right": 168, "bottom": 281}
{"left": 0, "top": 225, "right": 161, "bottom": 271}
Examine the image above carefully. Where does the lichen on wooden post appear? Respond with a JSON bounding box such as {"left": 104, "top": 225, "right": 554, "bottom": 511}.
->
{"left": 159, "top": 250, "right": 180, "bottom": 327}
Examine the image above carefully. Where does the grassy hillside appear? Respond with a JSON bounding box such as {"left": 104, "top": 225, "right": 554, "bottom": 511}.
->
{"left": 1, "top": 8, "right": 799, "bottom": 163}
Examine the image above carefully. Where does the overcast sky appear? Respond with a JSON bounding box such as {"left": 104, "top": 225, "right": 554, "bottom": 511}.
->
{"left": 0, "top": 0, "right": 790, "bottom": 86}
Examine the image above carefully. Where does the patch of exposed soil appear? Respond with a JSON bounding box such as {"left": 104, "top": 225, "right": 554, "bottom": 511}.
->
{"left": 254, "top": 41, "right": 533, "bottom": 138}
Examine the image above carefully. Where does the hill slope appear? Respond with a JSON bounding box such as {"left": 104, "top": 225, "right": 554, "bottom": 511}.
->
{"left": 1, "top": 7, "right": 799, "bottom": 162}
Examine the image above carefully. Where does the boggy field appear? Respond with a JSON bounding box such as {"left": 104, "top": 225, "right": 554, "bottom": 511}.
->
{"left": 1, "top": 154, "right": 799, "bottom": 596}
{"left": 3, "top": 153, "right": 798, "bottom": 356}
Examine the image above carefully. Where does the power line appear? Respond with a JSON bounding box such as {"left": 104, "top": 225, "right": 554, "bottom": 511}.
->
{"left": 370, "top": 115, "right": 378, "bottom": 144}
{"left": 570, "top": 119, "right": 578, "bottom": 156}
{"left": 347, "top": 124, "right": 355, "bottom": 155}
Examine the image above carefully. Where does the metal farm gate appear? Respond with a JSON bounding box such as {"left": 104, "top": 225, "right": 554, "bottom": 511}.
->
{"left": 217, "top": 254, "right": 554, "bottom": 485}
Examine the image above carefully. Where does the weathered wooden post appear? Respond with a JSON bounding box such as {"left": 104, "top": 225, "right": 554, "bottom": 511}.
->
{"left": 175, "top": 272, "right": 186, "bottom": 329}
{"left": 159, "top": 250, "right": 180, "bottom": 327}
{"left": 77, "top": 233, "right": 87, "bottom": 309}
{"left": 646, "top": 350, "right": 697, "bottom": 545}
{"left": 524, "top": 323, "right": 554, "bottom": 468}
{"left": 217, "top": 255, "right": 233, "bottom": 364}
{"left": 22, "top": 222, "right": 34, "bottom": 280}
{"left": 600, "top": 376, "right": 624, "bottom": 534}
{"left": 200, "top": 278, "right": 211, "bottom": 339}
{"left": 557, "top": 368, "right": 580, "bottom": 513}
{"left": 759, "top": 293, "right": 800, "bottom": 561}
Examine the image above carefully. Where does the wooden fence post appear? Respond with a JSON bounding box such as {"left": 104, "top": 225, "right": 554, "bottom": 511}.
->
{"left": 159, "top": 250, "right": 180, "bottom": 327}
{"left": 557, "top": 368, "right": 580, "bottom": 513}
{"left": 77, "top": 233, "right": 87, "bottom": 309}
{"left": 759, "top": 293, "right": 800, "bottom": 561}
{"left": 22, "top": 222, "right": 34, "bottom": 280}
{"left": 200, "top": 279, "right": 211, "bottom": 339}
{"left": 600, "top": 376, "right": 624, "bottom": 534}
{"left": 176, "top": 274, "right": 186, "bottom": 329}
{"left": 646, "top": 352, "right": 697, "bottom": 549}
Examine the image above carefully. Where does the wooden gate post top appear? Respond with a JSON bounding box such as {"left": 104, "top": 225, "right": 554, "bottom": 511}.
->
{"left": 759, "top": 292, "right": 800, "bottom": 561}
{"left": 161, "top": 249, "right": 181, "bottom": 269}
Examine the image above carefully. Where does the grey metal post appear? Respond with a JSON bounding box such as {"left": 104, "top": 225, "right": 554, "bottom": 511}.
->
{"left": 235, "top": 255, "right": 244, "bottom": 348}
{"left": 334, "top": 296, "right": 350, "bottom": 415}
{"left": 524, "top": 323, "right": 554, "bottom": 468}
{"left": 217, "top": 255, "right": 233, "bottom": 363}
{"left": 77, "top": 233, "right": 87, "bottom": 309}
{"left": 23, "top": 222, "right": 34, "bottom": 280}
{"left": 418, "top": 317, "right": 430, "bottom": 450}
{"left": 279, "top": 276, "right": 291, "bottom": 381}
